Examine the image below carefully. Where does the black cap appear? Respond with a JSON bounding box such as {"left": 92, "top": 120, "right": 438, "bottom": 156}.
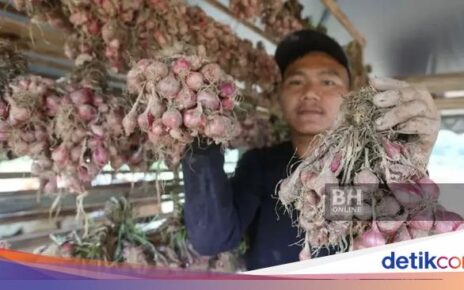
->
{"left": 274, "top": 29, "right": 351, "bottom": 82}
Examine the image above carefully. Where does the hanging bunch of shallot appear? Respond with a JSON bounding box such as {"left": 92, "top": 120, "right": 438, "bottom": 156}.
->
{"left": 123, "top": 51, "right": 240, "bottom": 168}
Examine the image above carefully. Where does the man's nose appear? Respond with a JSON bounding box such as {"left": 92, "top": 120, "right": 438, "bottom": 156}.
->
{"left": 301, "top": 83, "right": 320, "bottom": 102}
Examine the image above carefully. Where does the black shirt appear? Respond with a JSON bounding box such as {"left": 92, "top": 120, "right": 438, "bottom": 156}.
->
{"left": 182, "top": 141, "right": 336, "bottom": 270}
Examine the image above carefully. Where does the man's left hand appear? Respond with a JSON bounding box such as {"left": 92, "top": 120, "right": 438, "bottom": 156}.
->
{"left": 370, "top": 77, "right": 441, "bottom": 169}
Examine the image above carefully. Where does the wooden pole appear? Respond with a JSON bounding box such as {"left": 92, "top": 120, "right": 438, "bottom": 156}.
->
{"left": 320, "top": 0, "right": 367, "bottom": 47}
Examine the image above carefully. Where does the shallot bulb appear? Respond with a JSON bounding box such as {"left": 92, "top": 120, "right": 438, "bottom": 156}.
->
{"left": 162, "top": 108, "right": 182, "bottom": 129}
{"left": 197, "top": 89, "right": 220, "bottom": 110}
{"left": 353, "top": 222, "right": 386, "bottom": 250}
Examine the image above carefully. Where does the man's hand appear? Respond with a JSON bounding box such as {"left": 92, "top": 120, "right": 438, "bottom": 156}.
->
{"left": 370, "top": 77, "right": 441, "bottom": 169}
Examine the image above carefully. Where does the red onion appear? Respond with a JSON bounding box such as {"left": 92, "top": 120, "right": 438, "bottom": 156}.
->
{"left": 201, "top": 63, "right": 223, "bottom": 84}
{"left": 70, "top": 88, "right": 93, "bottom": 105}
{"left": 221, "top": 98, "right": 235, "bottom": 111}
{"left": 92, "top": 145, "right": 108, "bottom": 167}
{"left": 147, "top": 60, "right": 169, "bottom": 77}
{"left": 197, "top": 89, "right": 220, "bottom": 110}
{"left": 354, "top": 202, "right": 372, "bottom": 220}
{"left": 78, "top": 166, "right": 92, "bottom": 183}
{"left": 375, "top": 196, "right": 401, "bottom": 217}
{"left": 172, "top": 58, "right": 191, "bottom": 75}
{"left": 300, "top": 169, "right": 316, "bottom": 187}
{"left": 169, "top": 128, "right": 190, "bottom": 142}
{"left": 43, "top": 178, "right": 58, "bottom": 194}
{"left": 77, "top": 104, "right": 97, "bottom": 122}
{"left": 8, "top": 105, "right": 30, "bottom": 126}
{"left": 299, "top": 244, "right": 311, "bottom": 261}
{"left": 61, "top": 96, "right": 72, "bottom": 106}
{"left": 354, "top": 222, "right": 386, "bottom": 249}
{"left": 354, "top": 168, "right": 379, "bottom": 193}
{"left": 0, "top": 100, "right": 9, "bottom": 119}
{"left": 162, "top": 108, "right": 182, "bottom": 129}
{"left": 219, "top": 81, "right": 237, "bottom": 98}
{"left": 186, "top": 72, "right": 204, "bottom": 91}
{"left": 29, "top": 141, "right": 47, "bottom": 156}
{"left": 156, "top": 74, "right": 180, "bottom": 98}
{"left": 122, "top": 111, "right": 137, "bottom": 136}
{"left": 330, "top": 152, "right": 342, "bottom": 173}
{"left": 416, "top": 177, "right": 440, "bottom": 201}
{"left": 126, "top": 69, "right": 142, "bottom": 94}
{"left": 0, "top": 131, "right": 8, "bottom": 142}
{"left": 408, "top": 209, "right": 434, "bottom": 231}
{"left": 98, "top": 104, "right": 109, "bottom": 113}
{"left": 175, "top": 86, "right": 197, "bottom": 110}
{"left": 205, "top": 115, "right": 230, "bottom": 138}
{"left": 0, "top": 121, "right": 8, "bottom": 132}
{"left": 389, "top": 182, "right": 423, "bottom": 208}
{"left": 183, "top": 107, "right": 204, "bottom": 130}
{"left": 137, "top": 110, "right": 154, "bottom": 131}
{"left": 393, "top": 225, "right": 412, "bottom": 242}
{"left": 71, "top": 146, "right": 82, "bottom": 162}
{"left": 45, "top": 95, "right": 60, "bottom": 116}
{"left": 52, "top": 145, "right": 69, "bottom": 167}
{"left": 408, "top": 227, "right": 429, "bottom": 239}
{"left": 20, "top": 131, "right": 36, "bottom": 143}
{"left": 382, "top": 138, "right": 403, "bottom": 161}
{"left": 433, "top": 210, "right": 464, "bottom": 233}
{"left": 148, "top": 97, "right": 165, "bottom": 118}
{"left": 377, "top": 214, "right": 406, "bottom": 235}
{"left": 14, "top": 141, "right": 29, "bottom": 155}
{"left": 151, "top": 120, "right": 166, "bottom": 136}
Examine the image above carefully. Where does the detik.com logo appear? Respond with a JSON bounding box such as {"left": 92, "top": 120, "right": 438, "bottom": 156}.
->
{"left": 382, "top": 251, "right": 464, "bottom": 269}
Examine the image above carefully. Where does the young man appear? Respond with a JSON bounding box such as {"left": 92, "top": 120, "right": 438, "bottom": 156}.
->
{"left": 181, "top": 29, "right": 440, "bottom": 270}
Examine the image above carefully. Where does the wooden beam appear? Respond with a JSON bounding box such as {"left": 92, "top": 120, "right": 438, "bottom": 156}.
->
{"left": 0, "top": 15, "right": 66, "bottom": 58}
{"left": 434, "top": 97, "right": 464, "bottom": 111}
{"left": 0, "top": 170, "right": 173, "bottom": 180}
{"left": 0, "top": 179, "right": 181, "bottom": 199}
{"left": 202, "top": 0, "right": 278, "bottom": 45}
{"left": 402, "top": 73, "right": 464, "bottom": 95}
{"left": 320, "top": 0, "right": 367, "bottom": 47}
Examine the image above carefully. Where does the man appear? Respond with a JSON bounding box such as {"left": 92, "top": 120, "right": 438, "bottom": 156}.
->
{"left": 181, "top": 29, "right": 440, "bottom": 270}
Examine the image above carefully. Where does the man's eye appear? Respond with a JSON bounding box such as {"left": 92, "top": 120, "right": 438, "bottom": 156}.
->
{"left": 287, "top": 79, "right": 303, "bottom": 86}
{"left": 322, "top": 79, "right": 336, "bottom": 86}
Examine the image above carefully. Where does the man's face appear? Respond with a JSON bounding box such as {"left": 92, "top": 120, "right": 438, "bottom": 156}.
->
{"left": 278, "top": 52, "right": 350, "bottom": 136}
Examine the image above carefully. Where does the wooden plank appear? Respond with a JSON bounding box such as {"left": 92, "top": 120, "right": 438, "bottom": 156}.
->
{"left": 321, "top": 0, "right": 366, "bottom": 47}
{"left": 0, "top": 179, "right": 182, "bottom": 199}
{"left": 203, "top": 0, "right": 278, "bottom": 45}
{"left": 402, "top": 73, "right": 464, "bottom": 95}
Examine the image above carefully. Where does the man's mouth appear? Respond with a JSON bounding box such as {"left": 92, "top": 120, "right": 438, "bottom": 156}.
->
{"left": 297, "top": 107, "right": 324, "bottom": 115}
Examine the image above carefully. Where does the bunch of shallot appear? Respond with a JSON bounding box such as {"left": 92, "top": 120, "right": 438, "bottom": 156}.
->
{"left": 54, "top": 1, "right": 280, "bottom": 98}
{"left": 229, "top": 0, "right": 312, "bottom": 40}
{"left": 278, "top": 87, "right": 463, "bottom": 260}
{"left": 123, "top": 53, "right": 239, "bottom": 168}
